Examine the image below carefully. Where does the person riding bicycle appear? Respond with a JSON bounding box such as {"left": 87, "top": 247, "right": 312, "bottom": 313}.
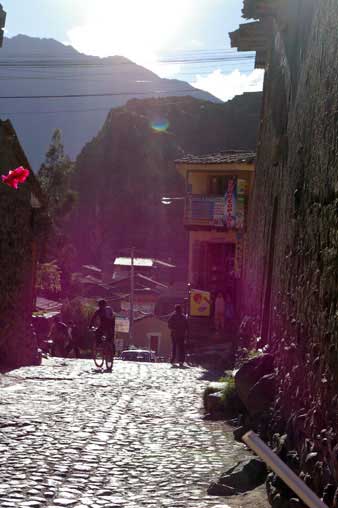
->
{"left": 89, "top": 299, "right": 115, "bottom": 344}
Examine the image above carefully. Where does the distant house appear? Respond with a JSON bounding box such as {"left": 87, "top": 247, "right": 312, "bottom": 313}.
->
{"left": 116, "top": 314, "right": 171, "bottom": 359}
{"left": 0, "top": 120, "right": 48, "bottom": 367}
{"left": 112, "top": 256, "right": 175, "bottom": 284}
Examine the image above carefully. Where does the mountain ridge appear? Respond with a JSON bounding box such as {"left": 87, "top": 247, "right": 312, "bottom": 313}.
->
{"left": 0, "top": 35, "right": 220, "bottom": 169}
{"left": 70, "top": 93, "right": 262, "bottom": 269}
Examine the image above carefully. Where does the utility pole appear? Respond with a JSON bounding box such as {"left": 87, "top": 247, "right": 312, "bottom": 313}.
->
{"left": 129, "top": 246, "right": 135, "bottom": 344}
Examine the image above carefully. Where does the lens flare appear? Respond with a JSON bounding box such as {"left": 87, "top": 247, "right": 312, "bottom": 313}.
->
{"left": 150, "top": 118, "right": 170, "bottom": 132}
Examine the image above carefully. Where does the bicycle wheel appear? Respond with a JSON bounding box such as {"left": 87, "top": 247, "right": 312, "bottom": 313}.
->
{"left": 93, "top": 340, "right": 105, "bottom": 368}
{"left": 105, "top": 341, "right": 114, "bottom": 371}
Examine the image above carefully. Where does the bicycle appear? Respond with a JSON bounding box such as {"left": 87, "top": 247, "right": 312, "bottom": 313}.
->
{"left": 91, "top": 328, "right": 115, "bottom": 371}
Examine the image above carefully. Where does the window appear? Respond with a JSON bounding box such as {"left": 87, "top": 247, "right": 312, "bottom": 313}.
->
{"left": 209, "top": 176, "right": 227, "bottom": 195}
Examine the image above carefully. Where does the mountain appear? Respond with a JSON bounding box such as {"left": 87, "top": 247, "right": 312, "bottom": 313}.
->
{"left": 0, "top": 35, "right": 220, "bottom": 169}
{"left": 70, "top": 93, "right": 262, "bottom": 271}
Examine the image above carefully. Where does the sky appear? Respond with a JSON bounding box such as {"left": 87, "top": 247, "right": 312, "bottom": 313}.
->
{"left": 2, "top": 0, "right": 264, "bottom": 102}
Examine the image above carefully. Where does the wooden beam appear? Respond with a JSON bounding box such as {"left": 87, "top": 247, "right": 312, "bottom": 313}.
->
{"left": 0, "top": 4, "right": 6, "bottom": 48}
{"left": 229, "top": 21, "right": 267, "bottom": 52}
{"left": 242, "top": 0, "right": 279, "bottom": 20}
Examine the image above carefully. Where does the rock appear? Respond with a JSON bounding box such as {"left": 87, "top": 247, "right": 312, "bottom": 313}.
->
{"left": 203, "top": 382, "right": 227, "bottom": 412}
{"left": 235, "top": 354, "right": 274, "bottom": 409}
{"left": 219, "top": 458, "right": 267, "bottom": 493}
{"left": 289, "top": 498, "right": 306, "bottom": 507}
{"left": 323, "top": 483, "right": 336, "bottom": 505}
{"left": 207, "top": 482, "right": 235, "bottom": 496}
{"left": 208, "top": 382, "right": 228, "bottom": 391}
{"left": 233, "top": 425, "right": 251, "bottom": 442}
{"left": 333, "top": 487, "right": 338, "bottom": 508}
{"left": 303, "top": 452, "right": 318, "bottom": 473}
{"left": 246, "top": 373, "right": 276, "bottom": 416}
{"left": 271, "top": 492, "right": 292, "bottom": 508}
{"left": 205, "top": 391, "right": 224, "bottom": 417}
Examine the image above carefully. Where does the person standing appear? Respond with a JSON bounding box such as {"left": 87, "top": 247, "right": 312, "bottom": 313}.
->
{"left": 48, "top": 316, "right": 68, "bottom": 357}
{"left": 65, "top": 321, "right": 81, "bottom": 358}
{"left": 168, "top": 304, "right": 188, "bottom": 367}
{"left": 214, "top": 291, "right": 225, "bottom": 331}
{"left": 224, "top": 293, "right": 235, "bottom": 333}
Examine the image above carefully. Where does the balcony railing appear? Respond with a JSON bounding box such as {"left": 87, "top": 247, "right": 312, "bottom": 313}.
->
{"left": 184, "top": 194, "right": 246, "bottom": 229}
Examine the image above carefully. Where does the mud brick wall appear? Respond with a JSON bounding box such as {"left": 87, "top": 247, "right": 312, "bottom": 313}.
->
{"left": 243, "top": 0, "right": 338, "bottom": 497}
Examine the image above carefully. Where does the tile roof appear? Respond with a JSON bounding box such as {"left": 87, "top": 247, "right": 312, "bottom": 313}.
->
{"left": 175, "top": 150, "right": 256, "bottom": 165}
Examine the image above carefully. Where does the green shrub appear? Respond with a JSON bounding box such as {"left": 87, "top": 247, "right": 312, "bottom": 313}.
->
{"left": 219, "top": 375, "right": 245, "bottom": 416}
{"left": 61, "top": 297, "right": 96, "bottom": 348}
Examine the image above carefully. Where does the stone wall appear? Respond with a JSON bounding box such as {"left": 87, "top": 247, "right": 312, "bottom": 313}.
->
{"left": 0, "top": 121, "right": 47, "bottom": 368}
{"left": 242, "top": 0, "right": 338, "bottom": 499}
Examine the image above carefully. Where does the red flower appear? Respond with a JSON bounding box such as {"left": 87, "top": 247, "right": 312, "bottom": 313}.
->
{"left": 1, "top": 166, "right": 30, "bottom": 189}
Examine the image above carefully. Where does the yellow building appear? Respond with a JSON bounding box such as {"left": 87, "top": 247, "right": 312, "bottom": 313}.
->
{"left": 176, "top": 151, "right": 255, "bottom": 315}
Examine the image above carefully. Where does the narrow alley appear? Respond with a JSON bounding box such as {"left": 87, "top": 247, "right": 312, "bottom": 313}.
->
{"left": 0, "top": 360, "right": 266, "bottom": 508}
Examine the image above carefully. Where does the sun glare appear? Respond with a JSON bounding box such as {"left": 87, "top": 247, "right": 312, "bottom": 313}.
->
{"left": 67, "top": 0, "right": 192, "bottom": 75}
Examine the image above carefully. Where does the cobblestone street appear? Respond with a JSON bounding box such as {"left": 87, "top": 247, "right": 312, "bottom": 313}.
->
{"left": 0, "top": 359, "right": 267, "bottom": 508}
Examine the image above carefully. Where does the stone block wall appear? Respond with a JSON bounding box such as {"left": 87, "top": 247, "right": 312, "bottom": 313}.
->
{"left": 242, "top": 0, "right": 338, "bottom": 496}
{"left": 0, "top": 121, "right": 47, "bottom": 368}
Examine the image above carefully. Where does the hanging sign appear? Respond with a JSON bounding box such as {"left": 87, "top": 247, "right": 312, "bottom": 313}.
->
{"left": 190, "top": 289, "right": 211, "bottom": 317}
{"left": 115, "top": 317, "right": 130, "bottom": 333}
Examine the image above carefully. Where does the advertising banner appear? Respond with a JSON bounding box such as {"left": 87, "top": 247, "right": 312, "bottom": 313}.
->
{"left": 224, "top": 176, "right": 237, "bottom": 229}
{"left": 236, "top": 179, "right": 247, "bottom": 230}
{"left": 213, "top": 197, "right": 225, "bottom": 227}
{"left": 190, "top": 289, "right": 211, "bottom": 317}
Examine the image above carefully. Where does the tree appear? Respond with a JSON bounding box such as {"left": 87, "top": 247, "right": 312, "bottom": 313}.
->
{"left": 38, "top": 129, "right": 76, "bottom": 220}
{"left": 38, "top": 129, "right": 77, "bottom": 295}
{"left": 36, "top": 260, "right": 62, "bottom": 297}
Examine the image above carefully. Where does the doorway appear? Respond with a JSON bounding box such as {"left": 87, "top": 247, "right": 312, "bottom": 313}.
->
{"left": 149, "top": 334, "right": 160, "bottom": 354}
{"left": 206, "top": 243, "right": 235, "bottom": 293}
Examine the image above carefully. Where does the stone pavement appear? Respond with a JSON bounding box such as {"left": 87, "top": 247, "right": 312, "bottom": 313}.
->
{"left": 0, "top": 359, "right": 268, "bottom": 508}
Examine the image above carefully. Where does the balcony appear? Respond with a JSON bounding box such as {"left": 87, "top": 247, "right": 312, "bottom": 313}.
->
{"left": 184, "top": 194, "right": 246, "bottom": 230}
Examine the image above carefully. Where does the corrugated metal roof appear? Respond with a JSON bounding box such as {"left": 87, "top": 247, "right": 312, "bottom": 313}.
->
{"left": 114, "top": 257, "right": 154, "bottom": 267}
{"left": 175, "top": 150, "right": 256, "bottom": 165}
{"left": 136, "top": 274, "right": 168, "bottom": 289}
{"left": 82, "top": 264, "right": 102, "bottom": 274}
{"left": 36, "top": 296, "right": 62, "bottom": 312}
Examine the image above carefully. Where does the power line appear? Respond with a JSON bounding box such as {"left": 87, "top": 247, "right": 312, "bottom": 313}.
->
{"left": 0, "top": 66, "right": 255, "bottom": 80}
{"left": 0, "top": 55, "right": 254, "bottom": 68}
{"left": 0, "top": 88, "right": 222, "bottom": 99}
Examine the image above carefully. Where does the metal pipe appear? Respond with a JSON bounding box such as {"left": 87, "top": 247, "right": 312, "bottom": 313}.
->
{"left": 129, "top": 246, "right": 135, "bottom": 343}
{"left": 242, "top": 431, "right": 328, "bottom": 508}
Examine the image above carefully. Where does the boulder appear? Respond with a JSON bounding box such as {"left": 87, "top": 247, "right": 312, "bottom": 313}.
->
{"left": 207, "top": 482, "right": 235, "bottom": 496}
{"left": 246, "top": 373, "right": 276, "bottom": 415}
{"left": 235, "top": 354, "right": 274, "bottom": 409}
{"left": 205, "top": 391, "right": 224, "bottom": 416}
{"left": 218, "top": 457, "right": 267, "bottom": 493}
{"left": 233, "top": 425, "right": 251, "bottom": 442}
